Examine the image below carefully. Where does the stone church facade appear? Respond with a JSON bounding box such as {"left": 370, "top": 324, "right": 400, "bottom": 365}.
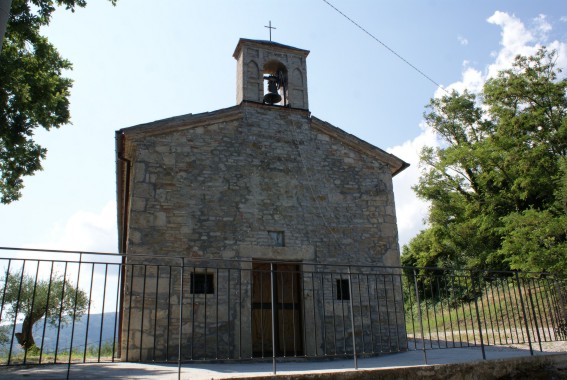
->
{"left": 116, "top": 39, "right": 409, "bottom": 361}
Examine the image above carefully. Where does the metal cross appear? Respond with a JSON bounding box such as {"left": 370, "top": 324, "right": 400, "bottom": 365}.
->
{"left": 264, "top": 20, "right": 276, "bottom": 42}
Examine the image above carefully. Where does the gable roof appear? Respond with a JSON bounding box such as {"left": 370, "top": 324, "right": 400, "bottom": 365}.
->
{"left": 117, "top": 105, "right": 242, "bottom": 138}
{"left": 116, "top": 101, "right": 408, "bottom": 176}
{"left": 310, "top": 116, "right": 409, "bottom": 176}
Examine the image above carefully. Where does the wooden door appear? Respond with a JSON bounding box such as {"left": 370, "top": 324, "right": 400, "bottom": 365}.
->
{"left": 251, "top": 262, "right": 303, "bottom": 357}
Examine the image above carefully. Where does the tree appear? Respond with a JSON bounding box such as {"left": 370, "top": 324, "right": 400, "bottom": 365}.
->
{"left": 1, "top": 270, "right": 88, "bottom": 351}
{"left": 498, "top": 158, "right": 567, "bottom": 273}
{"left": 0, "top": 0, "right": 116, "bottom": 204}
{"left": 403, "top": 48, "right": 567, "bottom": 274}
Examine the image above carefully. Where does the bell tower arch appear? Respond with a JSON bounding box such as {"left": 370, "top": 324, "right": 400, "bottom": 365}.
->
{"left": 262, "top": 60, "right": 287, "bottom": 106}
{"left": 233, "top": 38, "right": 309, "bottom": 109}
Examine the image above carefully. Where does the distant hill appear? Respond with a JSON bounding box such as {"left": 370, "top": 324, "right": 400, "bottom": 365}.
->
{"left": 1, "top": 312, "right": 119, "bottom": 355}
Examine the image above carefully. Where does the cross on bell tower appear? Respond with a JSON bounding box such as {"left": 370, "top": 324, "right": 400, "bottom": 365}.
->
{"left": 264, "top": 21, "right": 276, "bottom": 42}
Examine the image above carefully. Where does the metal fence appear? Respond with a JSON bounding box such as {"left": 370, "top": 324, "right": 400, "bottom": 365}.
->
{"left": 405, "top": 267, "right": 567, "bottom": 361}
{"left": 0, "top": 247, "right": 565, "bottom": 375}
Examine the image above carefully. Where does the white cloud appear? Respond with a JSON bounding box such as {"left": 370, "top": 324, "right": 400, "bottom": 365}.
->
{"left": 486, "top": 14, "right": 534, "bottom": 78}
{"left": 446, "top": 11, "right": 567, "bottom": 93}
{"left": 391, "top": 11, "right": 567, "bottom": 249}
{"left": 458, "top": 35, "right": 469, "bottom": 46}
{"left": 0, "top": 201, "right": 120, "bottom": 306}
{"left": 486, "top": 11, "right": 567, "bottom": 80}
{"left": 389, "top": 124, "right": 438, "bottom": 248}
{"left": 39, "top": 201, "right": 118, "bottom": 254}
{"left": 488, "top": 11, "right": 534, "bottom": 50}
{"left": 435, "top": 65, "right": 484, "bottom": 97}
{"left": 533, "top": 14, "right": 552, "bottom": 38}
{"left": 487, "top": 11, "right": 539, "bottom": 79}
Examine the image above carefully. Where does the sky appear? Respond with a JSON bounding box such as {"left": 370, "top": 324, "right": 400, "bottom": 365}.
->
{"left": 1, "top": 0, "right": 566, "bottom": 256}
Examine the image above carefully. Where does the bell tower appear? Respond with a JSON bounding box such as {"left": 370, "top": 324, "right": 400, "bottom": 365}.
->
{"left": 233, "top": 38, "right": 310, "bottom": 110}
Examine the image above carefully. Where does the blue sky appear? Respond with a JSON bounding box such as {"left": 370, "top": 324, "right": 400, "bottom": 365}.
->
{"left": 1, "top": 0, "right": 566, "bottom": 253}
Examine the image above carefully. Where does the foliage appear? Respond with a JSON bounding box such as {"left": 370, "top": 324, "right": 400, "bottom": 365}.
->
{"left": 402, "top": 48, "right": 567, "bottom": 275}
{"left": 0, "top": 270, "right": 88, "bottom": 351}
{"left": 0, "top": 0, "right": 116, "bottom": 204}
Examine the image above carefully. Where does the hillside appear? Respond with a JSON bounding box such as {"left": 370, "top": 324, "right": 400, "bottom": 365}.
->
{"left": 1, "top": 312, "right": 119, "bottom": 358}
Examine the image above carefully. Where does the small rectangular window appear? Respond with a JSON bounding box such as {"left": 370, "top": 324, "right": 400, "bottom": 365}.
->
{"left": 336, "top": 279, "right": 350, "bottom": 301}
{"left": 190, "top": 273, "right": 214, "bottom": 294}
{"left": 268, "top": 231, "right": 285, "bottom": 247}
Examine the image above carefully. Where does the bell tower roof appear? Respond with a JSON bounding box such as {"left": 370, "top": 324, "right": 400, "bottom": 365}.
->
{"left": 232, "top": 38, "right": 310, "bottom": 59}
{"left": 233, "top": 38, "right": 310, "bottom": 110}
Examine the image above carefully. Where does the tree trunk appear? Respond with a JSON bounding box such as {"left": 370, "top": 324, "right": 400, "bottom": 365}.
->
{"left": 15, "top": 312, "right": 43, "bottom": 351}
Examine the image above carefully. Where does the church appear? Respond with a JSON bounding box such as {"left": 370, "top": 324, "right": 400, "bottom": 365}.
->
{"left": 115, "top": 38, "right": 409, "bottom": 361}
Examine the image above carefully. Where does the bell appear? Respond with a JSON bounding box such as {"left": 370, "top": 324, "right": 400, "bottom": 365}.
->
{"left": 263, "top": 74, "right": 282, "bottom": 105}
{"left": 263, "top": 92, "right": 282, "bottom": 105}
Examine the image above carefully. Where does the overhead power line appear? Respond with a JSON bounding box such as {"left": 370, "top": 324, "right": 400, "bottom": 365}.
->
{"left": 321, "top": 0, "right": 448, "bottom": 94}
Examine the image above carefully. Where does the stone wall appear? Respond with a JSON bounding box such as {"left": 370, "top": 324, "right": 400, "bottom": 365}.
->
{"left": 120, "top": 102, "right": 405, "bottom": 360}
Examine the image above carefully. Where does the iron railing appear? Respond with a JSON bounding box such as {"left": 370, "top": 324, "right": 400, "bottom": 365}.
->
{"left": 0, "top": 247, "right": 565, "bottom": 376}
{"left": 404, "top": 267, "right": 567, "bottom": 361}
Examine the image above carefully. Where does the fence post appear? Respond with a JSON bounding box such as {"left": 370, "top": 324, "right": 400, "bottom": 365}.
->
{"left": 7, "top": 262, "right": 26, "bottom": 366}
{"left": 347, "top": 266, "right": 358, "bottom": 370}
{"left": 553, "top": 275, "right": 567, "bottom": 340}
{"left": 527, "top": 288, "right": 543, "bottom": 352}
{"left": 25, "top": 262, "right": 41, "bottom": 366}
{"left": 412, "top": 269, "right": 427, "bottom": 364}
{"left": 178, "top": 263, "right": 184, "bottom": 380}
{"left": 67, "top": 253, "right": 84, "bottom": 380}
{"left": 471, "top": 271, "right": 486, "bottom": 360}
{"left": 270, "top": 263, "right": 277, "bottom": 375}
{"left": 515, "top": 271, "right": 533, "bottom": 356}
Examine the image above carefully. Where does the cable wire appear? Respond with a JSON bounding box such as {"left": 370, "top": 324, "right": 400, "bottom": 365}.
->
{"left": 321, "top": 0, "right": 449, "bottom": 94}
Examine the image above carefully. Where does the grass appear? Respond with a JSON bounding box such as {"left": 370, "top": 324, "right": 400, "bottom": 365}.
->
{"left": 0, "top": 341, "right": 117, "bottom": 365}
{"left": 404, "top": 277, "right": 566, "bottom": 347}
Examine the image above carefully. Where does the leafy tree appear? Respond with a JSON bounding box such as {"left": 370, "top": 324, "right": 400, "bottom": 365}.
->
{"left": 1, "top": 270, "right": 88, "bottom": 351}
{"left": 0, "top": 0, "right": 116, "bottom": 204}
{"left": 498, "top": 158, "right": 567, "bottom": 273}
{"left": 403, "top": 48, "right": 567, "bottom": 275}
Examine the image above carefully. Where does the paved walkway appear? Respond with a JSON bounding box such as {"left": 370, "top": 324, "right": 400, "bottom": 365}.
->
{"left": 0, "top": 344, "right": 564, "bottom": 379}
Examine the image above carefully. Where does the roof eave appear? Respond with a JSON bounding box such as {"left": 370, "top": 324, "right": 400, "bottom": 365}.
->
{"left": 310, "top": 116, "right": 409, "bottom": 176}
{"left": 232, "top": 38, "right": 310, "bottom": 59}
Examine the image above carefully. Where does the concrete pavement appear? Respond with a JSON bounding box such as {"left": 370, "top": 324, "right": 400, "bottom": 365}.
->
{"left": 0, "top": 344, "right": 566, "bottom": 379}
